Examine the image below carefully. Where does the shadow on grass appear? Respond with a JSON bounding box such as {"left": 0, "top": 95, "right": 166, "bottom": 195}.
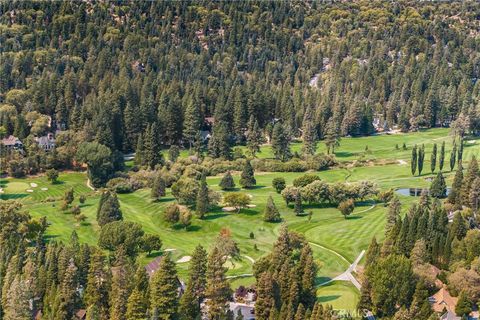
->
{"left": 0, "top": 193, "right": 29, "bottom": 200}
{"left": 317, "top": 295, "right": 341, "bottom": 303}
{"left": 334, "top": 151, "right": 355, "bottom": 158}
{"left": 316, "top": 276, "right": 332, "bottom": 285}
{"left": 153, "top": 197, "right": 176, "bottom": 203}
{"left": 345, "top": 216, "right": 362, "bottom": 220}
{"left": 147, "top": 251, "right": 163, "bottom": 258}
{"left": 244, "top": 185, "right": 266, "bottom": 190}
{"left": 43, "top": 234, "right": 60, "bottom": 243}
{"left": 204, "top": 213, "right": 229, "bottom": 220}
{"left": 241, "top": 209, "right": 259, "bottom": 216}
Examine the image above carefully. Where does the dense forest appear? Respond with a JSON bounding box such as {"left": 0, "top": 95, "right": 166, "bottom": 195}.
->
{"left": 1, "top": 1, "right": 480, "bottom": 171}
{"left": 2, "top": 1, "right": 480, "bottom": 320}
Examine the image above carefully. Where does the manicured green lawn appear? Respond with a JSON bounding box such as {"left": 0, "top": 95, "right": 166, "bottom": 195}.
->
{"left": 316, "top": 281, "right": 360, "bottom": 311}
{"left": 2, "top": 128, "right": 479, "bottom": 311}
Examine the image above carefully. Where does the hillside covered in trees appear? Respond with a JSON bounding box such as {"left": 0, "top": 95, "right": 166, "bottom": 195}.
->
{"left": 1, "top": 0, "right": 480, "bottom": 165}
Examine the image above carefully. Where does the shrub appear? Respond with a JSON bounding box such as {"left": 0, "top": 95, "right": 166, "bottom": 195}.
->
{"left": 219, "top": 171, "right": 236, "bottom": 190}
{"left": 281, "top": 186, "right": 300, "bottom": 205}
{"left": 46, "top": 168, "right": 59, "bottom": 184}
{"left": 272, "top": 177, "right": 286, "bottom": 193}
{"left": 223, "top": 192, "right": 251, "bottom": 213}
{"left": 171, "top": 176, "right": 199, "bottom": 205}
{"left": 338, "top": 199, "right": 355, "bottom": 219}
{"left": 79, "top": 195, "right": 86, "bottom": 204}
{"left": 293, "top": 173, "right": 321, "bottom": 187}
{"left": 164, "top": 203, "right": 181, "bottom": 224}
{"left": 106, "top": 177, "right": 133, "bottom": 193}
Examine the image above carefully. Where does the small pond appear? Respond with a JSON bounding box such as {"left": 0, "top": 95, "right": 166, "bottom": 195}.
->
{"left": 395, "top": 187, "right": 451, "bottom": 197}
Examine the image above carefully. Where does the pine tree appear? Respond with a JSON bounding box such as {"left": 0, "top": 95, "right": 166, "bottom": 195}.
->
{"left": 126, "top": 288, "right": 147, "bottom": 320}
{"left": 417, "top": 144, "right": 425, "bottom": 175}
{"left": 97, "top": 190, "right": 123, "bottom": 226}
{"left": 4, "top": 275, "right": 31, "bottom": 320}
{"left": 430, "top": 171, "right": 447, "bottom": 198}
{"left": 470, "top": 177, "right": 480, "bottom": 213}
{"left": 84, "top": 250, "right": 110, "bottom": 319}
{"left": 294, "top": 304, "right": 305, "bottom": 320}
{"left": 151, "top": 172, "right": 166, "bottom": 201}
{"left": 271, "top": 122, "right": 292, "bottom": 162}
{"left": 264, "top": 195, "right": 281, "bottom": 222}
{"left": 219, "top": 171, "right": 235, "bottom": 190}
{"left": 301, "top": 105, "right": 317, "bottom": 156}
{"left": 205, "top": 247, "right": 232, "bottom": 320}
{"left": 255, "top": 272, "right": 275, "bottom": 320}
{"left": 195, "top": 173, "right": 209, "bottom": 219}
{"left": 450, "top": 143, "right": 457, "bottom": 171}
{"left": 110, "top": 251, "right": 133, "bottom": 320}
{"left": 149, "top": 254, "right": 179, "bottom": 319}
{"left": 299, "top": 245, "right": 317, "bottom": 309}
{"left": 448, "top": 164, "right": 463, "bottom": 206}
{"left": 439, "top": 141, "right": 445, "bottom": 171}
{"left": 233, "top": 87, "right": 247, "bottom": 144}
{"left": 386, "top": 196, "right": 401, "bottom": 235}
{"left": 457, "top": 138, "right": 464, "bottom": 165}
{"left": 135, "top": 133, "right": 145, "bottom": 166}
{"left": 246, "top": 115, "right": 263, "bottom": 157}
{"left": 143, "top": 122, "right": 163, "bottom": 169}
{"left": 411, "top": 145, "right": 417, "bottom": 176}
{"left": 431, "top": 143, "right": 437, "bottom": 173}
{"left": 239, "top": 160, "right": 256, "bottom": 188}
{"left": 208, "top": 122, "right": 232, "bottom": 160}
{"left": 58, "top": 259, "right": 79, "bottom": 319}
{"left": 455, "top": 291, "right": 472, "bottom": 317}
{"left": 461, "top": 156, "right": 479, "bottom": 205}
{"left": 183, "top": 99, "right": 201, "bottom": 148}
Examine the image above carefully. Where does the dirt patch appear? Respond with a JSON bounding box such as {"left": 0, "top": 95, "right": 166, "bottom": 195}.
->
{"left": 177, "top": 256, "right": 192, "bottom": 263}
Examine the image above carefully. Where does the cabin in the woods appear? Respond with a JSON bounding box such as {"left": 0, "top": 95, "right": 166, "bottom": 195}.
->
{"left": 1, "top": 135, "right": 23, "bottom": 150}
{"left": 144, "top": 256, "right": 185, "bottom": 294}
{"left": 429, "top": 287, "right": 459, "bottom": 320}
{"left": 35, "top": 132, "right": 55, "bottom": 151}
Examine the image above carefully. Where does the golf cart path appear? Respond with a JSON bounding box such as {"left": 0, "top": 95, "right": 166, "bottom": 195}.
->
{"left": 317, "top": 249, "right": 365, "bottom": 290}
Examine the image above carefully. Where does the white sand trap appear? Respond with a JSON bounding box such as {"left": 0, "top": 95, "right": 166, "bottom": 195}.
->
{"left": 0, "top": 188, "right": 3, "bottom": 193}
{"left": 247, "top": 194, "right": 253, "bottom": 198}
{"left": 164, "top": 248, "right": 176, "bottom": 252}
{"left": 222, "top": 207, "right": 237, "bottom": 212}
{"left": 30, "top": 183, "right": 38, "bottom": 187}
{"left": 467, "top": 140, "right": 476, "bottom": 144}
{"left": 246, "top": 204, "right": 257, "bottom": 208}
{"left": 26, "top": 189, "right": 34, "bottom": 193}
{"left": 41, "top": 187, "right": 48, "bottom": 191}
{"left": 177, "top": 256, "right": 192, "bottom": 263}
{"left": 397, "top": 160, "right": 407, "bottom": 165}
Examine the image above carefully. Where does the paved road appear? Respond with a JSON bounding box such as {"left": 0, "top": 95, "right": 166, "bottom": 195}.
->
{"left": 317, "top": 249, "right": 365, "bottom": 290}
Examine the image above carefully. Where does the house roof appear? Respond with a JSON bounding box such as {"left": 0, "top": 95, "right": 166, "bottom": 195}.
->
{"left": 145, "top": 256, "right": 163, "bottom": 276}
{"left": 429, "top": 287, "right": 458, "bottom": 314}
{"left": 36, "top": 135, "right": 55, "bottom": 146}
{"left": 440, "top": 310, "right": 461, "bottom": 320}
{"left": 1, "top": 135, "right": 21, "bottom": 146}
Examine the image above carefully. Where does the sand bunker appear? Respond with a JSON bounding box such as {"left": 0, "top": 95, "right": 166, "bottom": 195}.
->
{"left": 177, "top": 256, "right": 192, "bottom": 263}
{"left": 164, "top": 248, "right": 176, "bottom": 252}
{"left": 246, "top": 204, "right": 257, "bottom": 208}
{"left": 30, "top": 183, "right": 38, "bottom": 187}
{"left": 26, "top": 189, "right": 34, "bottom": 193}
{"left": 41, "top": 187, "right": 48, "bottom": 191}
{"left": 222, "top": 207, "right": 237, "bottom": 212}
